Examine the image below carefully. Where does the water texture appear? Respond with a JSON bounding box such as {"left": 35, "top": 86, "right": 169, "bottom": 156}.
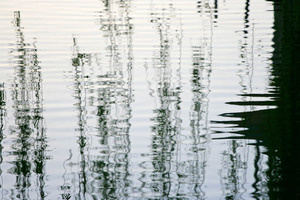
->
{"left": 0, "top": 0, "right": 299, "bottom": 199}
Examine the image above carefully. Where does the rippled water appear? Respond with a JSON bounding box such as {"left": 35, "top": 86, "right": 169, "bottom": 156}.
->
{"left": 0, "top": 0, "right": 299, "bottom": 199}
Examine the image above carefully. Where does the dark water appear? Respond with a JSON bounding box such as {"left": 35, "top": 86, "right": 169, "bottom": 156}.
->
{"left": 0, "top": 0, "right": 299, "bottom": 199}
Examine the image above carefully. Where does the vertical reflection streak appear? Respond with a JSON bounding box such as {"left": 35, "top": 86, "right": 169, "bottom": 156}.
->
{"left": 145, "top": 1, "right": 184, "bottom": 198}
{"left": 8, "top": 11, "right": 48, "bottom": 199}
{"left": 72, "top": 37, "right": 89, "bottom": 200}
{"left": 10, "top": 12, "right": 31, "bottom": 199}
{"left": 65, "top": 1, "right": 134, "bottom": 198}
{"left": 31, "top": 40, "right": 47, "bottom": 200}
{"left": 95, "top": 1, "right": 133, "bottom": 198}
{"left": 0, "top": 83, "right": 5, "bottom": 199}
{"left": 189, "top": 0, "right": 214, "bottom": 197}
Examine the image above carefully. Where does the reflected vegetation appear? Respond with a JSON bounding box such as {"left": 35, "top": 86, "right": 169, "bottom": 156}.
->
{"left": 219, "top": 140, "right": 249, "bottom": 200}
{"left": 141, "top": 0, "right": 214, "bottom": 198}
{"left": 0, "top": 83, "right": 5, "bottom": 196}
{"left": 0, "top": 0, "right": 299, "bottom": 199}
{"left": 62, "top": 0, "right": 133, "bottom": 199}
{"left": 146, "top": 2, "right": 183, "bottom": 197}
{"left": 5, "top": 11, "right": 48, "bottom": 199}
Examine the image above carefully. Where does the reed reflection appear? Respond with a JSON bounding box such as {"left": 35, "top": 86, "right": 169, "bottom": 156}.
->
{"left": 142, "top": 1, "right": 203, "bottom": 198}
{"left": 219, "top": 140, "right": 249, "bottom": 200}
{"left": 0, "top": 83, "right": 5, "bottom": 195}
{"left": 184, "top": 1, "right": 214, "bottom": 198}
{"left": 61, "top": 37, "right": 91, "bottom": 200}
{"left": 7, "top": 11, "right": 48, "bottom": 199}
{"left": 187, "top": 1, "right": 215, "bottom": 197}
{"left": 63, "top": 0, "right": 133, "bottom": 198}
{"left": 143, "top": 2, "right": 182, "bottom": 198}
{"left": 0, "top": 84, "right": 5, "bottom": 132}
{"left": 187, "top": 44, "right": 212, "bottom": 199}
{"left": 92, "top": 1, "right": 133, "bottom": 198}
{"left": 142, "top": 1, "right": 216, "bottom": 198}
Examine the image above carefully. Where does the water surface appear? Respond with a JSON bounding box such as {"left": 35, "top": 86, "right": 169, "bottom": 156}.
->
{"left": 0, "top": 0, "right": 299, "bottom": 199}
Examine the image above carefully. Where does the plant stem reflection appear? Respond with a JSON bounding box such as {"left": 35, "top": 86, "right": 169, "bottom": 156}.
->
{"left": 6, "top": 11, "right": 48, "bottom": 199}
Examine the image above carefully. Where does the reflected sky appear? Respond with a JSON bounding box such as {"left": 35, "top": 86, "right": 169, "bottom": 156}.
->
{"left": 0, "top": 0, "right": 299, "bottom": 199}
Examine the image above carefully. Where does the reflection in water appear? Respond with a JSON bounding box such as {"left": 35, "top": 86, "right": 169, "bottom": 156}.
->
{"left": 189, "top": 1, "right": 213, "bottom": 198}
{"left": 146, "top": 2, "right": 183, "bottom": 197}
{"left": 0, "top": 83, "right": 5, "bottom": 196}
{"left": 61, "top": 37, "right": 91, "bottom": 200}
{"left": 188, "top": 1, "right": 214, "bottom": 197}
{"left": 219, "top": 140, "right": 249, "bottom": 200}
{"left": 0, "top": 0, "right": 299, "bottom": 199}
{"left": 142, "top": 1, "right": 213, "bottom": 198}
{"left": 92, "top": 1, "right": 133, "bottom": 198}
{"left": 218, "top": 0, "right": 254, "bottom": 198}
{"left": 213, "top": 0, "right": 300, "bottom": 198}
{"left": 62, "top": 0, "right": 133, "bottom": 198}
{"left": 6, "top": 11, "right": 48, "bottom": 199}
{"left": 268, "top": 1, "right": 300, "bottom": 198}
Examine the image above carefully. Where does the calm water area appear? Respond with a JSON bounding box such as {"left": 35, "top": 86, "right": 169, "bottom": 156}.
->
{"left": 0, "top": 0, "right": 299, "bottom": 199}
